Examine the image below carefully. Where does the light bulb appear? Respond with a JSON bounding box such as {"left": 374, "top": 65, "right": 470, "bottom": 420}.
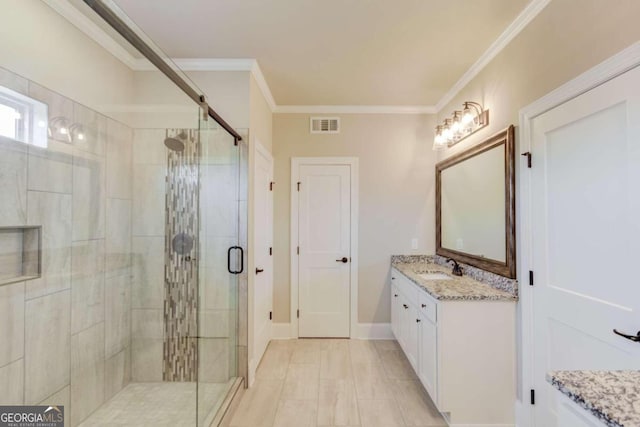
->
{"left": 59, "top": 127, "right": 68, "bottom": 135}
{"left": 462, "top": 109, "right": 474, "bottom": 125}
{"left": 77, "top": 133, "right": 85, "bottom": 141}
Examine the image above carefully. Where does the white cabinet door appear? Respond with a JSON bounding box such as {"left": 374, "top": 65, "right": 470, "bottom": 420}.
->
{"left": 400, "top": 297, "right": 418, "bottom": 371}
{"left": 397, "top": 293, "right": 409, "bottom": 350}
{"left": 391, "top": 282, "right": 400, "bottom": 339}
{"left": 418, "top": 313, "right": 437, "bottom": 402}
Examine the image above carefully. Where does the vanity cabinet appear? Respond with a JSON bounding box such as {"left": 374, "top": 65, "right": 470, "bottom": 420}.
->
{"left": 390, "top": 267, "right": 516, "bottom": 426}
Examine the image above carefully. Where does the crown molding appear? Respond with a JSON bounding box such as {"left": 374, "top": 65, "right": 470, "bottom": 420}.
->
{"left": 275, "top": 105, "right": 436, "bottom": 114}
{"left": 43, "top": 0, "right": 142, "bottom": 69}
{"left": 47, "top": 0, "right": 548, "bottom": 116}
{"left": 435, "top": 0, "right": 551, "bottom": 112}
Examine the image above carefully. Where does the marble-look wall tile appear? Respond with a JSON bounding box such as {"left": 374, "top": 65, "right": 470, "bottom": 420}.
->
{"left": 133, "top": 129, "right": 166, "bottom": 166}
{"left": 199, "top": 310, "right": 230, "bottom": 338}
{"left": 104, "top": 348, "right": 130, "bottom": 400}
{"left": 26, "top": 191, "right": 72, "bottom": 300}
{"left": 0, "top": 138, "right": 27, "bottom": 226}
{"left": 131, "top": 338, "right": 162, "bottom": 382}
{"left": 0, "top": 67, "right": 28, "bottom": 94}
{"left": 201, "top": 165, "right": 239, "bottom": 238}
{"left": 73, "top": 104, "right": 106, "bottom": 157}
{"left": 70, "top": 323, "right": 105, "bottom": 426}
{"left": 28, "top": 83, "right": 73, "bottom": 144}
{"left": 199, "top": 338, "right": 229, "bottom": 383}
{"left": 0, "top": 359, "right": 24, "bottom": 404}
{"left": 105, "top": 198, "right": 131, "bottom": 277}
{"left": 25, "top": 290, "right": 70, "bottom": 404}
{"left": 38, "top": 386, "right": 70, "bottom": 427}
{"left": 132, "top": 309, "right": 163, "bottom": 339}
{"left": 132, "top": 164, "right": 165, "bottom": 236}
{"left": 132, "top": 236, "right": 164, "bottom": 309}
{"left": 28, "top": 141, "right": 73, "bottom": 194}
{"left": 72, "top": 150, "right": 105, "bottom": 241}
{"left": 105, "top": 273, "right": 130, "bottom": 359}
{"left": 0, "top": 282, "right": 24, "bottom": 367}
{"left": 106, "top": 120, "right": 132, "bottom": 200}
{"left": 71, "top": 240, "right": 105, "bottom": 334}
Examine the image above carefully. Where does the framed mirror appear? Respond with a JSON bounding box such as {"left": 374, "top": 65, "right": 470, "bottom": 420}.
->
{"left": 436, "top": 125, "right": 516, "bottom": 278}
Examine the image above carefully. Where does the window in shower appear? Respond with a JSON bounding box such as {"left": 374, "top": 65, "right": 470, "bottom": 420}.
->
{"left": 0, "top": 85, "right": 47, "bottom": 147}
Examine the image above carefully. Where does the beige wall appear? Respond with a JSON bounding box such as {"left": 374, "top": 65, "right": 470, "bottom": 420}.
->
{"left": 249, "top": 74, "right": 273, "bottom": 152}
{"left": 0, "top": 0, "right": 134, "bottom": 114}
{"left": 273, "top": 114, "right": 436, "bottom": 323}
{"left": 437, "top": 0, "right": 640, "bottom": 161}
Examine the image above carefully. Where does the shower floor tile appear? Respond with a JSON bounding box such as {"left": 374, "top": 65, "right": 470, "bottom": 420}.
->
{"left": 79, "top": 381, "right": 232, "bottom": 426}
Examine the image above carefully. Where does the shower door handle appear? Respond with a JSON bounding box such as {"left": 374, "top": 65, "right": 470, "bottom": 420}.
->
{"left": 227, "top": 246, "right": 244, "bottom": 275}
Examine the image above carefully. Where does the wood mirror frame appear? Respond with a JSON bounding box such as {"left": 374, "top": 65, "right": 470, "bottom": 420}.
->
{"left": 436, "top": 125, "right": 516, "bottom": 278}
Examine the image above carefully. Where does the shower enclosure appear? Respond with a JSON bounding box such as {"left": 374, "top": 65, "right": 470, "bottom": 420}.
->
{"left": 0, "top": 1, "right": 247, "bottom": 426}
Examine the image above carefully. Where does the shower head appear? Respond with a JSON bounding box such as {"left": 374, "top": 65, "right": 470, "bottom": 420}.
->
{"left": 164, "top": 136, "right": 185, "bottom": 152}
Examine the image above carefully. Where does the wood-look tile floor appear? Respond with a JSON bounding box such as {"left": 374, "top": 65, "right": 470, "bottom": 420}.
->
{"left": 228, "top": 339, "right": 446, "bottom": 427}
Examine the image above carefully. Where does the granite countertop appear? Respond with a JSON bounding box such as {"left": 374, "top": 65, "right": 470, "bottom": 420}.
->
{"left": 392, "top": 261, "right": 517, "bottom": 301}
{"left": 547, "top": 370, "right": 640, "bottom": 427}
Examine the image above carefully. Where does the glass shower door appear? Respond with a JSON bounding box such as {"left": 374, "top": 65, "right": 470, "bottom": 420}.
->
{"left": 197, "top": 116, "right": 241, "bottom": 426}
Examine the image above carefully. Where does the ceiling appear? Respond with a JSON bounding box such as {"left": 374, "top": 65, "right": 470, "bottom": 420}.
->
{"left": 110, "top": 0, "right": 531, "bottom": 107}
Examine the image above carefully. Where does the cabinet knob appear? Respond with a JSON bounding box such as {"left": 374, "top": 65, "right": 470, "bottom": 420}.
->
{"left": 391, "top": 277, "right": 395, "bottom": 280}
{"left": 394, "top": 294, "right": 398, "bottom": 298}
{"left": 403, "top": 304, "right": 408, "bottom": 309}
{"left": 421, "top": 304, "right": 426, "bottom": 308}
{"left": 416, "top": 319, "right": 421, "bottom": 323}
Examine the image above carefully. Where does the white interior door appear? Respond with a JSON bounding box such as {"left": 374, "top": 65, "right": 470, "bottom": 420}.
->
{"left": 298, "top": 164, "right": 351, "bottom": 337}
{"left": 530, "top": 65, "right": 640, "bottom": 426}
{"left": 253, "top": 144, "right": 273, "bottom": 369}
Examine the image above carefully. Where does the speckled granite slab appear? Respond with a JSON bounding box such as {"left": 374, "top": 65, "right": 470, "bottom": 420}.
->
{"left": 391, "top": 261, "right": 517, "bottom": 301}
{"left": 547, "top": 370, "right": 640, "bottom": 427}
{"left": 391, "top": 254, "right": 518, "bottom": 299}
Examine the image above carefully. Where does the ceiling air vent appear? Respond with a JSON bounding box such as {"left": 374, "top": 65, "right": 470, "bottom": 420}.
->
{"left": 310, "top": 117, "right": 340, "bottom": 134}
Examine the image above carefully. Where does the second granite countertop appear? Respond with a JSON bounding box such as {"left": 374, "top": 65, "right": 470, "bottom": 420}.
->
{"left": 392, "top": 261, "right": 518, "bottom": 301}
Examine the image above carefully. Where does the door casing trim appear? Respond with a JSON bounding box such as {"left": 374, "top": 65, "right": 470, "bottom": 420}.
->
{"left": 290, "top": 157, "right": 359, "bottom": 338}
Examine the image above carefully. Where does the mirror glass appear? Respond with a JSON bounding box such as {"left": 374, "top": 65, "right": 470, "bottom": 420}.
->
{"left": 441, "top": 144, "right": 506, "bottom": 261}
{"left": 436, "top": 126, "right": 515, "bottom": 278}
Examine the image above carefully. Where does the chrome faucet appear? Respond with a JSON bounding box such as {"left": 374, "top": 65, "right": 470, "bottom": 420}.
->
{"left": 447, "top": 258, "right": 463, "bottom": 276}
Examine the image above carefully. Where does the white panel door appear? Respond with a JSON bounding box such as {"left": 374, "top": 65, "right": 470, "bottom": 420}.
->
{"left": 253, "top": 146, "right": 273, "bottom": 368}
{"left": 298, "top": 164, "right": 351, "bottom": 337}
{"left": 530, "top": 66, "right": 640, "bottom": 426}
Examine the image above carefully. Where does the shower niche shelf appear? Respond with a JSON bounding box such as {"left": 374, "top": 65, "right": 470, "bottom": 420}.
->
{"left": 0, "top": 226, "right": 42, "bottom": 286}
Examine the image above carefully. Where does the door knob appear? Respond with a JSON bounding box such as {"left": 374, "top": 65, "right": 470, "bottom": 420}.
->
{"left": 613, "top": 329, "right": 640, "bottom": 342}
{"left": 336, "top": 257, "right": 348, "bottom": 263}
{"left": 255, "top": 268, "right": 264, "bottom": 274}
{"left": 403, "top": 304, "right": 408, "bottom": 309}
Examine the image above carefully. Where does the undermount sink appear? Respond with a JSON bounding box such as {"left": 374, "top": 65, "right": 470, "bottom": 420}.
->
{"left": 418, "top": 272, "right": 453, "bottom": 281}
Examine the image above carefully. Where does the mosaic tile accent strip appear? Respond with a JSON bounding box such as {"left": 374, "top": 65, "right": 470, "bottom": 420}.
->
{"left": 163, "top": 129, "right": 200, "bottom": 382}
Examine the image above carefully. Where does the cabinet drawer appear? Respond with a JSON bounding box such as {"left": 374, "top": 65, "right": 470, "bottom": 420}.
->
{"left": 391, "top": 269, "right": 420, "bottom": 302}
{"left": 418, "top": 293, "right": 437, "bottom": 323}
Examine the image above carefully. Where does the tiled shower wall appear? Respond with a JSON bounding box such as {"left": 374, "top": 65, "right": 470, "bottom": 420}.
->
{"left": 0, "top": 67, "right": 133, "bottom": 426}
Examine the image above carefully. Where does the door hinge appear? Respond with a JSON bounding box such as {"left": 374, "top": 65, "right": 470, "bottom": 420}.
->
{"left": 297, "top": 181, "right": 301, "bottom": 191}
{"left": 530, "top": 389, "right": 535, "bottom": 405}
{"left": 269, "top": 311, "right": 272, "bottom": 320}
{"left": 297, "top": 309, "right": 300, "bottom": 318}
{"left": 270, "top": 181, "right": 275, "bottom": 191}
{"left": 297, "top": 246, "right": 300, "bottom": 255}
{"left": 522, "top": 152, "right": 532, "bottom": 168}
{"left": 529, "top": 270, "right": 534, "bottom": 286}
{"left": 269, "top": 247, "right": 272, "bottom": 256}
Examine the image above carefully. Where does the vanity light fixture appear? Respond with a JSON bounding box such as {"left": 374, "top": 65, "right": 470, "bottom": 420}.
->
{"left": 69, "top": 123, "right": 86, "bottom": 142}
{"left": 433, "top": 101, "right": 489, "bottom": 150}
{"left": 48, "top": 116, "right": 72, "bottom": 142}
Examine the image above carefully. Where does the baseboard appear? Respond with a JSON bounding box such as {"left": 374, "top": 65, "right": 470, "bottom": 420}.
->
{"left": 270, "top": 322, "right": 393, "bottom": 340}
{"left": 272, "top": 323, "right": 292, "bottom": 339}
{"left": 514, "top": 399, "right": 529, "bottom": 427}
{"left": 354, "top": 323, "right": 393, "bottom": 339}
